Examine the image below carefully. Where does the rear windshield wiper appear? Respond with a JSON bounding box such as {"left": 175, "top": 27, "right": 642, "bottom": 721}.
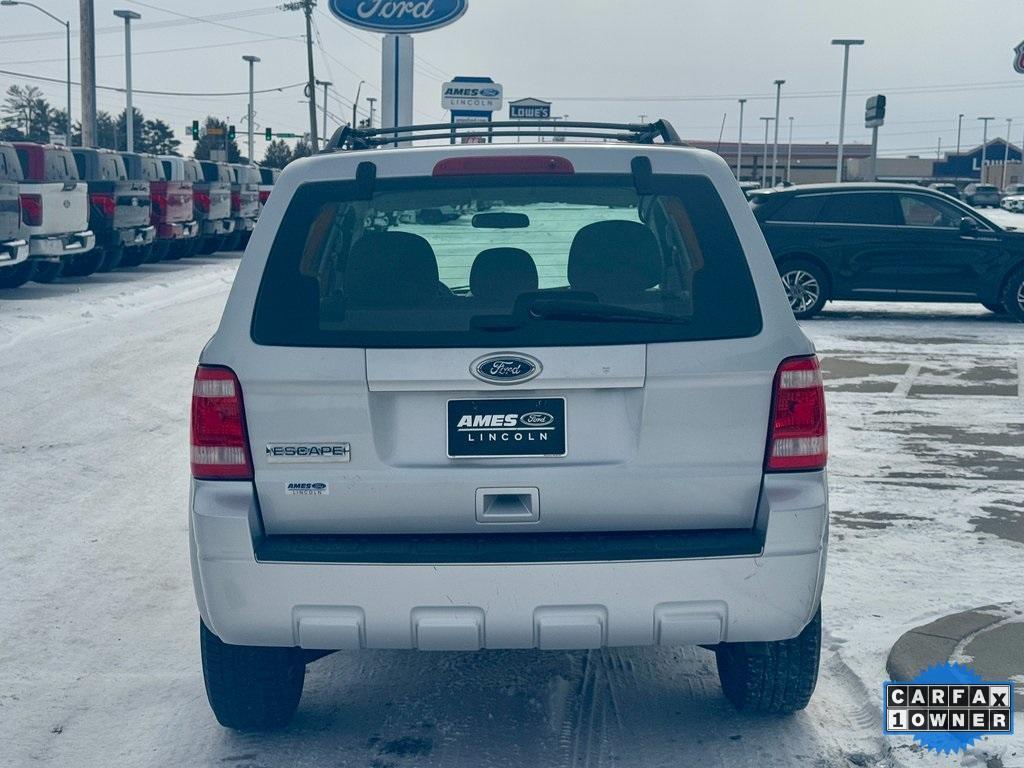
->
{"left": 527, "top": 299, "right": 690, "bottom": 325}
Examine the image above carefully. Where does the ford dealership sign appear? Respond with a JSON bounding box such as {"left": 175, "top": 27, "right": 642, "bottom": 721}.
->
{"left": 328, "top": 0, "right": 468, "bottom": 33}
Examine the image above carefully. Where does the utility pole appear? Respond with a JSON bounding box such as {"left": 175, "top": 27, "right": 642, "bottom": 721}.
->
{"left": 978, "top": 116, "right": 994, "bottom": 184}
{"left": 1002, "top": 118, "right": 1013, "bottom": 189}
{"left": 316, "top": 79, "right": 332, "bottom": 138}
{"left": 366, "top": 96, "right": 377, "bottom": 128}
{"left": 786, "top": 116, "right": 794, "bottom": 183}
{"left": 759, "top": 116, "right": 773, "bottom": 186}
{"left": 243, "top": 55, "right": 260, "bottom": 162}
{"left": 113, "top": 9, "right": 141, "bottom": 153}
{"left": 736, "top": 98, "right": 746, "bottom": 180}
{"left": 79, "top": 0, "right": 96, "bottom": 147}
{"left": 283, "top": 0, "right": 318, "bottom": 148}
{"left": 955, "top": 113, "right": 964, "bottom": 158}
{"left": 831, "top": 38, "right": 864, "bottom": 182}
{"left": 771, "top": 79, "right": 784, "bottom": 186}
{"left": 351, "top": 80, "right": 364, "bottom": 127}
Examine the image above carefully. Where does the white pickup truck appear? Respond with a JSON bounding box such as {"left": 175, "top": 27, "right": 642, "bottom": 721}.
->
{"left": 13, "top": 143, "right": 95, "bottom": 283}
{"left": 0, "top": 142, "right": 30, "bottom": 289}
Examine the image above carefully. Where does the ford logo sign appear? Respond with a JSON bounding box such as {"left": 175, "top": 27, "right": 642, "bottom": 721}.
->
{"left": 520, "top": 411, "right": 554, "bottom": 427}
{"left": 480, "top": 87, "right": 500, "bottom": 98}
{"left": 328, "top": 0, "right": 468, "bottom": 33}
{"left": 471, "top": 353, "right": 541, "bottom": 385}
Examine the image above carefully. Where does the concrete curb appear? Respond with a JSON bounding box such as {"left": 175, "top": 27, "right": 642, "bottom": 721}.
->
{"left": 885, "top": 605, "right": 1006, "bottom": 682}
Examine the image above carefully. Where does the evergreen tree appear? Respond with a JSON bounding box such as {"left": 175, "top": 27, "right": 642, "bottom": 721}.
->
{"left": 261, "top": 139, "right": 293, "bottom": 169}
{"left": 193, "top": 117, "right": 241, "bottom": 162}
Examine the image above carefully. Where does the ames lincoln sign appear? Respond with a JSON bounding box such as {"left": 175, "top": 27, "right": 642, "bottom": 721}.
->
{"left": 328, "top": 0, "right": 468, "bottom": 33}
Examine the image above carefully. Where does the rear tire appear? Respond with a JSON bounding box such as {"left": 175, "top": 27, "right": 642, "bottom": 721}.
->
{"left": 60, "top": 250, "right": 104, "bottom": 277}
{"left": 0, "top": 261, "right": 35, "bottom": 289}
{"left": 118, "top": 245, "right": 147, "bottom": 268}
{"left": 98, "top": 245, "right": 124, "bottom": 272}
{"left": 32, "top": 261, "right": 62, "bottom": 283}
{"left": 715, "top": 607, "right": 821, "bottom": 714}
{"left": 778, "top": 260, "right": 829, "bottom": 319}
{"left": 200, "top": 620, "right": 305, "bottom": 731}
{"left": 1000, "top": 267, "right": 1024, "bottom": 322}
{"left": 147, "top": 241, "right": 170, "bottom": 263}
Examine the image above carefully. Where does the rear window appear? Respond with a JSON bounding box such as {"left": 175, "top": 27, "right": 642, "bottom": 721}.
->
{"left": 260, "top": 167, "right": 275, "bottom": 184}
{"left": 976, "top": 185, "right": 997, "bottom": 192}
{"left": 141, "top": 158, "right": 164, "bottom": 181}
{"left": 44, "top": 149, "right": 78, "bottom": 182}
{"left": 252, "top": 173, "right": 763, "bottom": 348}
{"left": 185, "top": 161, "right": 202, "bottom": 183}
{"left": 818, "top": 192, "right": 897, "bottom": 225}
{"left": 0, "top": 148, "right": 23, "bottom": 181}
{"left": 100, "top": 154, "right": 126, "bottom": 181}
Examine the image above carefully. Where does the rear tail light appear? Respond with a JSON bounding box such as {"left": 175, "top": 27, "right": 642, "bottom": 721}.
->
{"left": 231, "top": 191, "right": 242, "bottom": 211}
{"left": 194, "top": 189, "right": 210, "bottom": 213}
{"left": 765, "top": 356, "right": 827, "bottom": 472}
{"left": 259, "top": 190, "right": 271, "bottom": 204}
{"left": 432, "top": 155, "right": 575, "bottom": 176}
{"left": 151, "top": 192, "right": 167, "bottom": 216}
{"left": 90, "top": 192, "right": 116, "bottom": 218}
{"left": 20, "top": 194, "right": 42, "bottom": 226}
{"left": 190, "top": 366, "right": 253, "bottom": 480}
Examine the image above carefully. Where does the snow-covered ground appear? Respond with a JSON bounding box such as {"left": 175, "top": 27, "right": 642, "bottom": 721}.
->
{"left": 1, "top": 250, "right": 1022, "bottom": 767}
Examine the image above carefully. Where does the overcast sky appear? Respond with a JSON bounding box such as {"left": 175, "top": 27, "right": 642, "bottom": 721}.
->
{"left": 1, "top": 0, "right": 1023, "bottom": 160}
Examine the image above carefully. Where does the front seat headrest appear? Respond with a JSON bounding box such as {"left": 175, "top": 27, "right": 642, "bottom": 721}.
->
{"left": 470, "top": 248, "right": 538, "bottom": 304}
{"left": 345, "top": 231, "right": 439, "bottom": 306}
{"left": 567, "top": 220, "right": 661, "bottom": 297}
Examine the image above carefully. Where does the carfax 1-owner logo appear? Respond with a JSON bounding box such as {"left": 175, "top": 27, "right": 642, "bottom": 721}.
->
{"left": 884, "top": 662, "right": 1015, "bottom": 754}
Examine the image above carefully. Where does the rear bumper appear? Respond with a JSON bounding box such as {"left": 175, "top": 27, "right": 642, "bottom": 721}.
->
{"left": 190, "top": 471, "right": 829, "bottom": 651}
{"left": 156, "top": 220, "right": 199, "bottom": 241}
{"left": 0, "top": 239, "right": 29, "bottom": 268}
{"left": 28, "top": 230, "right": 95, "bottom": 260}
{"left": 117, "top": 224, "right": 156, "bottom": 247}
{"left": 231, "top": 217, "right": 256, "bottom": 233}
{"left": 201, "top": 218, "right": 235, "bottom": 237}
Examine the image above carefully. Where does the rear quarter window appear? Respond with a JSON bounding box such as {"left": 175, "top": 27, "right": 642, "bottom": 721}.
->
{"left": 44, "top": 149, "right": 78, "bottom": 182}
{"left": 252, "top": 172, "right": 763, "bottom": 349}
{"left": 0, "top": 148, "right": 22, "bottom": 181}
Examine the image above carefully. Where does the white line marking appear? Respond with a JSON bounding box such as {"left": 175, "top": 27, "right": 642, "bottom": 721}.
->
{"left": 892, "top": 363, "right": 922, "bottom": 398}
{"left": 1019, "top": 358, "right": 1024, "bottom": 401}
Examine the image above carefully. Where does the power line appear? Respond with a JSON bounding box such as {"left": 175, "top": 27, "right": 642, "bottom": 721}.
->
{"left": 0, "top": 68, "right": 305, "bottom": 98}
{"left": 121, "top": 0, "right": 292, "bottom": 42}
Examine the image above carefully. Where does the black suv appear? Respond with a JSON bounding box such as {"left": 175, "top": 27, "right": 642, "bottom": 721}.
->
{"left": 750, "top": 183, "right": 1024, "bottom": 320}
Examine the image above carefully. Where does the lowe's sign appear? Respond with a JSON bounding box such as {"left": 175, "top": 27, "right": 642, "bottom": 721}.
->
{"left": 328, "top": 0, "right": 468, "bottom": 33}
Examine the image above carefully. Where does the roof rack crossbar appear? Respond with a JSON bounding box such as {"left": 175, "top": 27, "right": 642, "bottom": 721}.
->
{"left": 324, "top": 119, "right": 682, "bottom": 152}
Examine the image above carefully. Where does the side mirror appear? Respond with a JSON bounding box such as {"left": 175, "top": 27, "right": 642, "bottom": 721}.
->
{"left": 959, "top": 217, "right": 978, "bottom": 235}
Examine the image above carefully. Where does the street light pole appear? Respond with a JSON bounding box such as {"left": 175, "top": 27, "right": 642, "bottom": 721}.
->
{"left": 1, "top": 1, "right": 72, "bottom": 143}
{"left": 771, "top": 79, "right": 784, "bottom": 186}
{"left": 1002, "top": 118, "right": 1013, "bottom": 189}
{"left": 113, "top": 9, "right": 141, "bottom": 153}
{"left": 242, "top": 55, "right": 260, "bottom": 162}
{"left": 831, "top": 38, "right": 864, "bottom": 183}
{"left": 955, "top": 113, "right": 964, "bottom": 158}
{"left": 759, "top": 116, "right": 773, "bottom": 186}
{"left": 736, "top": 98, "right": 746, "bottom": 180}
{"left": 315, "top": 79, "right": 331, "bottom": 139}
{"left": 978, "top": 116, "right": 994, "bottom": 184}
{"left": 786, "top": 116, "right": 794, "bottom": 183}
{"left": 366, "top": 97, "right": 377, "bottom": 129}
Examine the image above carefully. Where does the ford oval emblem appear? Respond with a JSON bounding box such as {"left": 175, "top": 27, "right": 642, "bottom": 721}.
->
{"left": 520, "top": 411, "right": 554, "bottom": 427}
{"left": 480, "top": 87, "right": 500, "bottom": 98}
{"left": 328, "top": 0, "right": 468, "bottom": 33}
{"left": 471, "top": 353, "right": 541, "bottom": 385}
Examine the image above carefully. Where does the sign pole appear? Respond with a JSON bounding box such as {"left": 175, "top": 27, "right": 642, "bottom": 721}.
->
{"left": 869, "top": 125, "right": 879, "bottom": 181}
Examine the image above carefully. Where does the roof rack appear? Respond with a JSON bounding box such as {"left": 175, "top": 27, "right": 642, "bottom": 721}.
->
{"left": 323, "top": 119, "right": 683, "bottom": 152}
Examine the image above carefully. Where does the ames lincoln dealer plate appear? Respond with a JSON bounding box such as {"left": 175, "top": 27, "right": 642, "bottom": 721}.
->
{"left": 448, "top": 398, "right": 566, "bottom": 458}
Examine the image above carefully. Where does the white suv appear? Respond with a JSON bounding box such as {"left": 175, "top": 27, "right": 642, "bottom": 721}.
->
{"left": 189, "top": 120, "right": 829, "bottom": 730}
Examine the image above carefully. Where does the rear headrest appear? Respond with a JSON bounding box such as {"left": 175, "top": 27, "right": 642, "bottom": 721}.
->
{"left": 470, "top": 248, "right": 538, "bottom": 304}
{"left": 345, "top": 231, "right": 439, "bottom": 306}
{"left": 567, "top": 220, "right": 660, "bottom": 296}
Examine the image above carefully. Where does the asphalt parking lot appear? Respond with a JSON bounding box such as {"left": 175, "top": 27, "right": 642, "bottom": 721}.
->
{"left": 1, "top": 251, "right": 1022, "bottom": 767}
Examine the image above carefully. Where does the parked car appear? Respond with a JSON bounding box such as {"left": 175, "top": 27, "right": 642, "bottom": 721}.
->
{"left": 927, "top": 182, "right": 961, "bottom": 200}
{"left": 196, "top": 160, "right": 235, "bottom": 254}
{"left": 1003, "top": 182, "right": 1024, "bottom": 197}
{"left": 12, "top": 142, "right": 95, "bottom": 283}
{"left": 258, "top": 166, "right": 279, "bottom": 211}
{"left": 190, "top": 122, "right": 830, "bottom": 730}
{"left": 0, "top": 142, "right": 30, "bottom": 289}
{"left": 226, "top": 163, "right": 260, "bottom": 251}
{"left": 1001, "top": 194, "right": 1024, "bottom": 213}
{"left": 123, "top": 152, "right": 198, "bottom": 262}
{"left": 750, "top": 182, "right": 1024, "bottom": 319}
{"left": 70, "top": 147, "right": 153, "bottom": 274}
{"left": 964, "top": 183, "right": 1001, "bottom": 208}
{"left": 738, "top": 180, "right": 762, "bottom": 199}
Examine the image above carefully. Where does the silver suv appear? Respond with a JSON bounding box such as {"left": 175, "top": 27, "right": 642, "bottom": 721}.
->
{"left": 189, "top": 120, "right": 829, "bottom": 730}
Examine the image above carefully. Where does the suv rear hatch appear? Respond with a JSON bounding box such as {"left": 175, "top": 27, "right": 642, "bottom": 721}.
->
{"left": 243, "top": 161, "right": 774, "bottom": 536}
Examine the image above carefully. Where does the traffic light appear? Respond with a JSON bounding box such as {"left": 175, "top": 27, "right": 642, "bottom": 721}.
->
{"left": 227, "top": 125, "right": 236, "bottom": 141}
{"left": 191, "top": 120, "right": 200, "bottom": 140}
{"left": 265, "top": 127, "right": 273, "bottom": 141}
